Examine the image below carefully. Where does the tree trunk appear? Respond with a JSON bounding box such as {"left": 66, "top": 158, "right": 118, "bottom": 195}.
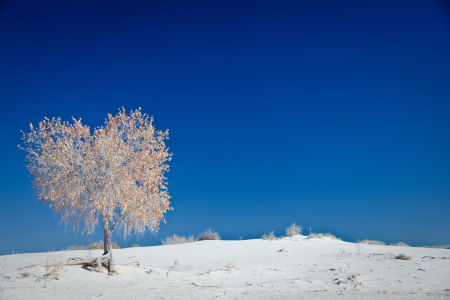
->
{"left": 103, "top": 227, "right": 112, "bottom": 256}
{"left": 102, "top": 215, "right": 113, "bottom": 272}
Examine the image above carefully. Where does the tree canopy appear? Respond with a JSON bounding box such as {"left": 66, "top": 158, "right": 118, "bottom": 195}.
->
{"left": 20, "top": 107, "right": 172, "bottom": 259}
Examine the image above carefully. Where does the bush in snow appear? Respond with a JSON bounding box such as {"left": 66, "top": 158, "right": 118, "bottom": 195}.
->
{"left": 262, "top": 230, "right": 277, "bottom": 240}
{"left": 196, "top": 229, "right": 221, "bottom": 241}
{"left": 390, "top": 242, "right": 410, "bottom": 247}
{"left": 357, "top": 239, "right": 386, "bottom": 245}
{"left": 162, "top": 234, "right": 195, "bottom": 245}
{"left": 62, "top": 241, "right": 120, "bottom": 251}
{"left": 308, "top": 232, "right": 341, "bottom": 241}
{"left": 396, "top": 253, "right": 412, "bottom": 260}
{"left": 285, "top": 223, "right": 303, "bottom": 237}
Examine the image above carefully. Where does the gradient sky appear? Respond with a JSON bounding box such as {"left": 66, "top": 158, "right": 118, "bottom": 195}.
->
{"left": 1, "top": 0, "right": 449, "bottom": 255}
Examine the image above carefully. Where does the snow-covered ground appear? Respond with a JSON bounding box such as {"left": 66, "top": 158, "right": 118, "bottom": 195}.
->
{"left": 1, "top": 236, "right": 450, "bottom": 299}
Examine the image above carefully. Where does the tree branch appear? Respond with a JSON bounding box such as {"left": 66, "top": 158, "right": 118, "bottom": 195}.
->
{"left": 111, "top": 210, "right": 127, "bottom": 232}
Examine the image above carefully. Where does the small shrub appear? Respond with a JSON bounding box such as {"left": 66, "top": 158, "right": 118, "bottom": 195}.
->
{"left": 196, "top": 229, "right": 221, "bottom": 241}
{"left": 390, "top": 242, "right": 410, "bottom": 247}
{"left": 224, "top": 260, "right": 237, "bottom": 272}
{"left": 132, "top": 244, "right": 140, "bottom": 247}
{"left": 285, "top": 223, "right": 303, "bottom": 237}
{"left": 357, "top": 239, "right": 385, "bottom": 246}
{"left": 262, "top": 230, "right": 277, "bottom": 240}
{"left": 89, "top": 241, "right": 120, "bottom": 250}
{"left": 61, "top": 241, "right": 120, "bottom": 251}
{"left": 168, "top": 260, "right": 179, "bottom": 271}
{"left": 62, "top": 245, "right": 85, "bottom": 251}
{"left": 396, "top": 253, "right": 412, "bottom": 260}
{"left": 162, "top": 234, "right": 195, "bottom": 245}
{"left": 308, "top": 232, "right": 320, "bottom": 239}
{"left": 308, "top": 232, "right": 342, "bottom": 241}
{"left": 45, "top": 260, "right": 63, "bottom": 280}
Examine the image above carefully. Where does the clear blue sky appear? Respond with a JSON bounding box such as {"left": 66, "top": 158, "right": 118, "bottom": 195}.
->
{"left": 1, "top": 0, "right": 449, "bottom": 255}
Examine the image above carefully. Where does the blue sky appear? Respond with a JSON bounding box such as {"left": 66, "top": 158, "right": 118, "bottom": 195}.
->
{"left": 1, "top": 0, "right": 449, "bottom": 255}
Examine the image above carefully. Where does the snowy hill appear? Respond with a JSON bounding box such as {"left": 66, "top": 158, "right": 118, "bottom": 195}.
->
{"left": 1, "top": 236, "right": 450, "bottom": 299}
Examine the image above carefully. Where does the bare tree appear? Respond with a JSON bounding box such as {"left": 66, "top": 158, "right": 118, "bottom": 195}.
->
{"left": 19, "top": 108, "right": 172, "bottom": 271}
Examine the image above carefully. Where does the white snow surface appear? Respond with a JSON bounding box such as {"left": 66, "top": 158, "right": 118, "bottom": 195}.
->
{"left": 1, "top": 236, "right": 450, "bottom": 299}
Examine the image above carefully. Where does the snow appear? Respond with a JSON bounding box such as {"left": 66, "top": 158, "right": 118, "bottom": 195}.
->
{"left": 1, "top": 236, "right": 450, "bottom": 299}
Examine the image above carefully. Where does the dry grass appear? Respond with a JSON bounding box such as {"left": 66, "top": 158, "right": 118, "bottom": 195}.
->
{"left": 396, "top": 253, "right": 412, "bottom": 260}
{"left": 61, "top": 241, "right": 120, "bottom": 251}
{"left": 224, "top": 260, "right": 237, "bottom": 272}
{"left": 63, "top": 245, "right": 85, "bottom": 251}
{"left": 196, "top": 229, "right": 221, "bottom": 241}
{"left": 357, "top": 239, "right": 386, "bottom": 245}
{"left": 390, "top": 242, "right": 410, "bottom": 247}
{"left": 308, "top": 232, "right": 342, "bottom": 241}
{"left": 168, "top": 260, "right": 179, "bottom": 271}
{"left": 46, "top": 261, "right": 63, "bottom": 280}
{"left": 44, "top": 258, "right": 64, "bottom": 287}
{"left": 285, "top": 223, "right": 303, "bottom": 237}
{"left": 162, "top": 234, "right": 195, "bottom": 245}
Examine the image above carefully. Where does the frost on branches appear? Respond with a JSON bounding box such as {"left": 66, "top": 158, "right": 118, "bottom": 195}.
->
{"left": 19, "top": 108, "right": 172, "bottom": 271}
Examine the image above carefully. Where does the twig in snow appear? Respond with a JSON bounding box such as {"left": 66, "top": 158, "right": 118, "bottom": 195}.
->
{"left": 191, "top": 282, "right": 219, "bottom": 289}
{"left": 120, "top": 261, "right": 140, "bottom": 266}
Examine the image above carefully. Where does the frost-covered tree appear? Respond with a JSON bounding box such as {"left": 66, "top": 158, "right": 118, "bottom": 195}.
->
{"left": 19, "top": 108, "right": 172, "bottom": 270}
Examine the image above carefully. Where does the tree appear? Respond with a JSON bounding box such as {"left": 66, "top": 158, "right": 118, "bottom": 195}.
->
{"left": 19, "top": 108, "right": 172, "bottom": 271}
